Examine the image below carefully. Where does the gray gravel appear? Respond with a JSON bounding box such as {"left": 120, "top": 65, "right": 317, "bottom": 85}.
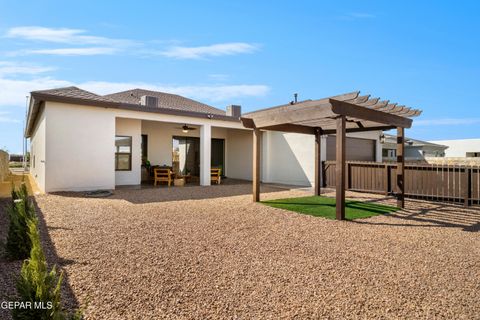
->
{"left": 5, "top": 184, "right": 480, "bottom": 319}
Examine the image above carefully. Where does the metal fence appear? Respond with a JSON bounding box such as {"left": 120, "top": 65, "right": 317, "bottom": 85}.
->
{"left": 323, "top": 161, "right": 480, "bottom": 206}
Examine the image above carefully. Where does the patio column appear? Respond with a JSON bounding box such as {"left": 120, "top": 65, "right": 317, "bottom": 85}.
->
{"left": 200, "top": 124, "right": 211, "bottom": 186}
{"left": 396, "top": 127, "right": 405, "bottom": 208}
{"left": 335, "top": 116, "right": 346, "bottom": 220}
{"left": 253, "top": 128, "right": 261, "bottom": 202}
{"left": 314, "top": 128, "right": 322, "bottom": 196}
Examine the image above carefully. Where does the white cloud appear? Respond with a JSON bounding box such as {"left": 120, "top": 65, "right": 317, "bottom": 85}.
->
{"left": 159, "top": 42, "right": 258, "bottom": 59}
{"left": 5, "top": 26, "right": 135, "bottom": 56}
{"left": 5, "top": 26, "right": 132, "bottom": 46}
{"left": 81, "top": 81, "right": 270, "bottom": 102}
{"left": 6, "top": 27, "right": 261, "bottom": 59}
{"left": 0, "top": 61, "right": 55, "bottom": 76}
{"left": 414, "top": 118, "right": 480, "bottom": 126}
{"left": 0, "top": 77, "right": 71, "bottom": 106}
{"left": 24, "top": 47, "right": 119, "bottom": 56}
{"left": 0, "top": 111, "right": 20, "bottom": 123}
{"left": 0, "top": 77, "right": 270, "bottom": 107}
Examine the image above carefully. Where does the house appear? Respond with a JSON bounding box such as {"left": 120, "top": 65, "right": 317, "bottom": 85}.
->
{"left": 381, "top": 134, "right": 447, "bottom": 161}
{"left": 25, "top": 87, "right": 385, "bottom": 192}
{"left": 428, "top": 138, "right": 480, "bottom": 158}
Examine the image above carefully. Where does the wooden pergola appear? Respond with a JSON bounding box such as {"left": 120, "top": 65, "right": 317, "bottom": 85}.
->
{"left": 241, "top": 91, "right": 422, "bottom": 220}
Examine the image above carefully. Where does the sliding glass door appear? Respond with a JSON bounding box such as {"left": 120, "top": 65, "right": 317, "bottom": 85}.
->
{"left": 172, "top": 136, "right": 224, "bottom": 177}
{"left": 172, "top": 137, "right": 200, "bottom": 176}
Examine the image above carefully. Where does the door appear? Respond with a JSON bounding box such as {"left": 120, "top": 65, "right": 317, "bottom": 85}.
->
{"left": 326, "top": 136, "right": 376, "bottom": 161}
{"left": 211, "top": 139, "right": 225, "bottom": 176}
{"left": 173, "top": 136, "right": 200, "bottom": 176}
{"left": 172, "top": 137, "right": 225, "bottom": 176}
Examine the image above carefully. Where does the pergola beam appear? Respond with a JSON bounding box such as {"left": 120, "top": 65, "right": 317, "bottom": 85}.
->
{"left": 241, "top": 91, "right": 360, "bottom": 120}
{"left": 252, "top": 102, "right": 334, "bottom": 128}
{"left": 322, "top": 125, "right": 396, "bottom": 134}
{"left": 314, "top": 128, "right": 322, "bottom": 196}
{"left": 336, "top": 116, "right": 346, "bottom": 220}
{"left": 330, "top": 99, "right": 413, "bottom": 128}
{"left": 253, "top": 128, "right": 261, "bottom": 202}
{"left": 346, "top": 94, "right": 370, "bottom": 104}
{"left": 260, "top": 124, "right": 316, "bottom": 135}
{"left": 397, "top": 127, "right": 405, "bottom": 208}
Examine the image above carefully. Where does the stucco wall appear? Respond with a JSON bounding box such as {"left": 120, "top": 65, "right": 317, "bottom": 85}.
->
{"left": 30, "top": 106, "right": 46, "bottom": 191}
{"left": 262, "top": 131, "right": 316, "bottom": 186}
{"left": 429, "top": 139, "right": 480, "bottom": 157}
{"left": 262, "top": 130, "right": 382, "bottom": 187}
{"left": 0, "top": 150, "right": 9, "bottom": 182}
{"left": 115, "top": 118, "right": 142, "bottom": 186}
{"left": 225, "top": 128, "right": 253, "bottom": 180}
{"left": 43, "top": 102, "right": 116, "bottom": 192}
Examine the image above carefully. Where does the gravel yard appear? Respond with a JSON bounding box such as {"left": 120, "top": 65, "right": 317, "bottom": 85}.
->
{"left": 2, "top": 183, "right": 480, "bottom": 319}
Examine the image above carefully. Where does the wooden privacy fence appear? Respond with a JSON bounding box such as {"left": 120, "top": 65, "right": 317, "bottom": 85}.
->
{"left": 323, "top": 161, "right": 480, "bottom": 206}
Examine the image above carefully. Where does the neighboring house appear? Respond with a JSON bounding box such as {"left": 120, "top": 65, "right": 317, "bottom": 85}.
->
{"left": 381, "top": 134, "right": 447, "bottom": 161}
{"left": 428, "top": 139, "right": 480, "bottom": 158}
{"left": 25, "top": 87, "right": 383, "bottom": 192}
{"left": 9, "top": 154, "right": 24, "bottom": 162}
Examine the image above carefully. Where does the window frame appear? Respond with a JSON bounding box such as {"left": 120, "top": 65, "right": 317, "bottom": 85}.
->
{"left": 115, "top": 135, "right": 132, "bottom": 171}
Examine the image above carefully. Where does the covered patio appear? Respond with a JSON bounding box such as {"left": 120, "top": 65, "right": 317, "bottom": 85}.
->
{"left": 242, "top": 91, "right": 422, "bottom": 220}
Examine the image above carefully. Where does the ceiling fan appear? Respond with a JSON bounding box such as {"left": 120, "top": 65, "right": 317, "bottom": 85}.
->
{"left": 176, "top": 124, "right": 197, "bottom": 133}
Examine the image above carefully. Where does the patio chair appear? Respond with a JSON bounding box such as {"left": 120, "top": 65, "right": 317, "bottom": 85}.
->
{"left": 154, "top": 168, "right": 173, "bottom": 187}
{"left": 211, "top": 168, "right": 222, "bottom": 185}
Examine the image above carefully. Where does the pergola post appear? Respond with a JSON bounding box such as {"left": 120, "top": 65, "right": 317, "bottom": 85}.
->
{"left": 396, "top": 127, "right": 405, "bottom": 208}
{"left": 314, "top": 128, "right": 322, "bottom": 196}
{"left": 336, "top": 116, "right": 346, "bottom": 220}
{"left": 253, "top": 128, "right": 261, "bottom": 202}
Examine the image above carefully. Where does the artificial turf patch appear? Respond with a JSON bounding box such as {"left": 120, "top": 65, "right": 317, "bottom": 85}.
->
{"left": 262, "top": 196, "right": 399, "bottom": 220}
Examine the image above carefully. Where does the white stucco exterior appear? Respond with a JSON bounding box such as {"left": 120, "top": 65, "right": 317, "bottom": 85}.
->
{"left": 29, "top": 105, "right": 46, "bottom": 192}
{"left": 42, "top": 102, "right": 116, "bottom": 192}
{"left": 115, "top": 118, "right": 142, "bottom": 186}
{"left": 260, "top": 130, "right": 382, "bottom": 187}
{"left": 29, "top": 100, "right": 382, "bottom": 192}
{"left": 429, "top": 139, "right": 480, "bottom": 157}
{"left": 224, "top": 128, "right": 253, "bottom": 180}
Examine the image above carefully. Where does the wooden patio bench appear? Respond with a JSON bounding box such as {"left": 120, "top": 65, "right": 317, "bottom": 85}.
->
{"left": 154, "top": 168, "right": 173, "bottom": 187}
{"left": 211, "top": 168, "right": 222, "bottom": 185}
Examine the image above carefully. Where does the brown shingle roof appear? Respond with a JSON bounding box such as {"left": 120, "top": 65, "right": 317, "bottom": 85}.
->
{"left": 26, "top": 86, "right": 238, "bottom": 138}
{"left": 31, "top": 86, "right": 117, "bottom": 103}
{"left": 104, "top": 88, "right": 225, "bottom": 115}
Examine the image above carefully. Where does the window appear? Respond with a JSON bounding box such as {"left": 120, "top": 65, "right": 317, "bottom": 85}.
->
{"left": 115, "top": 136, "right": 132, "bottom": 171}
{"left": 382, "top": 149, "right": 396, "bottom": 158}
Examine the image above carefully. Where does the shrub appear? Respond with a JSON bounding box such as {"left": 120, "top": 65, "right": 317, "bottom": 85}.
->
{"left": 9, "top": 184, "right": 83, "bottom": 320}
{"left": 5, "top": 184, "right": 35, "bottom": 260}
{"left": 13, "top": 217, "right": 64, "bottom": 320}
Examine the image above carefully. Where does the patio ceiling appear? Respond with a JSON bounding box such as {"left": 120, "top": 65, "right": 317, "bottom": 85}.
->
{"left": 241, "top": 91, "right": 422, "bottom": 134}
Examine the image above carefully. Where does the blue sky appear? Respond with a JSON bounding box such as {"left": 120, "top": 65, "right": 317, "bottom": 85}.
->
{"left": 1, "top": 0, "right": 479, "bottom": 153}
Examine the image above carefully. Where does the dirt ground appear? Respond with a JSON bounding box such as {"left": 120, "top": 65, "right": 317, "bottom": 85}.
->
{"left": 1, "top": 183, "right": 479, "bottom": 319}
